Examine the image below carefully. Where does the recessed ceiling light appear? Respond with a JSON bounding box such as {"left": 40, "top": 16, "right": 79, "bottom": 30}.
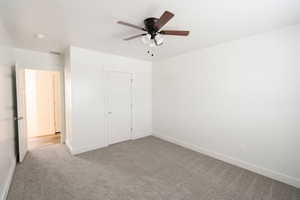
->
{"left": 35, "top": 33, "right": 45, "bottom": 39}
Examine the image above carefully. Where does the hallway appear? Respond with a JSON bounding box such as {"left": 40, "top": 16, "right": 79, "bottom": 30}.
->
{"left": 28, "top": 134, "right": 61, "bottom": 150}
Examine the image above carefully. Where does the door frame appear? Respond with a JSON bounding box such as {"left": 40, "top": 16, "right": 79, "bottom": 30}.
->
{"left": 104, "top": 69, "right": 134, "bottom": 146}
{"left": 17, "top": 67, "right": 66, "bottom": 145}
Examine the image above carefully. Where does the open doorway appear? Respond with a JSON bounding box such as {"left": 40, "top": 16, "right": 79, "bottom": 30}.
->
{"left": 24, "top": 69, "right": 62, "bottom": 150}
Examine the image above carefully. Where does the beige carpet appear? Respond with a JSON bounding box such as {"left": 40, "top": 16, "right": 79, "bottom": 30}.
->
{"left": 8, "top": 136, "right": 300, "bottom": 200}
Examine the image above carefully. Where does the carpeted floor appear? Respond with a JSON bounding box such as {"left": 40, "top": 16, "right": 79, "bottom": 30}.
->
{"left": 8, "top": 136, "right": 300, "bottom": 200}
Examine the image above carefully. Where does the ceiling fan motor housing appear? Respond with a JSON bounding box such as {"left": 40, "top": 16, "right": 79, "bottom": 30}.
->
{"left": 118, "top": 11, "right": 189, "bottom": 42}
{"left": 144, "top": 18, "right": 159, "bottom": 39}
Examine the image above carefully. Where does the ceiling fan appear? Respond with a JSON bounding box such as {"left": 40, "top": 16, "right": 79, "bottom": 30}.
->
{"left": 117, "top": 11, "right": 189, "bottom": 47}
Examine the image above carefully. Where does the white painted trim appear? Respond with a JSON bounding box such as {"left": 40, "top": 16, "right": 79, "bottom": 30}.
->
{"left": 132, "top": 132, "right": 152, "bottom": 140}
{"left": 68, "top": 133, "right": 151, "bottom": 155}
{"left": 153, "top": 133, "right": 300, "bottom": 189}
{"left": 65, "top": 140, "right": 73, "bottom": 154}
{"left": 0, "top": 159, "right": 16, "bottom": 200}
{"left": 69, "top": 143, "right": 107, "bottom": 155}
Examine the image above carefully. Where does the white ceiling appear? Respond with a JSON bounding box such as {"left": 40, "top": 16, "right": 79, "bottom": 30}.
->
{"left": 1, "top": 0, "right": 300, "bottom": 60}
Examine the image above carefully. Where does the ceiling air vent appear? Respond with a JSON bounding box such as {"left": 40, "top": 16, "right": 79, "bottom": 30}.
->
{"left": 49, "top": 51, "right": 61, "bottom": 55}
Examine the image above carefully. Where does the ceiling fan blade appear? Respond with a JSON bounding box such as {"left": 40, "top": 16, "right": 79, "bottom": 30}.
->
{"left": 117, "top": 21, "right": 146, "bottom": 31}
{"left": 123, "top": 33, "right": 147, "bottom": 40}
{"left": 159, "top": 30, "right": 190, "bottom": 36}
{"left": 155, "top": 11, "right": 174, "bottom": 30}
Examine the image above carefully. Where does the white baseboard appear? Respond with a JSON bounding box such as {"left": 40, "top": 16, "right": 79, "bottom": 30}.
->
{"left": 132, "top": 132, "right": 152, "bottom": 140}
{"left": 65, "top": 140, "right": 73, "bottom": 154}
{"left": 69, "top": 143, "right": 107, "bottom": 155}
{"left": 67, "top": 132, "right": 151, "bottom": 155}
{"left": 153, "top": 133, "right": 300, "bottom": 189}
{"left": 0, "top": 159, "right": 16, "bottom": 200}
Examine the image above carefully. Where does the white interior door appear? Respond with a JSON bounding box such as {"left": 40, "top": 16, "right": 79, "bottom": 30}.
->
{"left": 15, "top": 67, "right": 28, "bottom": 162}
{"left": 106, "top": 71, "right": 132, "bottom": 145}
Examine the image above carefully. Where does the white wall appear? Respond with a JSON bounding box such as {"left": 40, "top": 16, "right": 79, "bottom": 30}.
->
{"left": 67, "top": 46, "right": 152, "bottom": 154}
{"left": 0, "top": 20, "right": 16, "bottom": 200}
{"left": 14, "top": 48, "right": 63, "bottom": 70}
{"left": 153, "top": 24, "right": 300, "bottom": 188}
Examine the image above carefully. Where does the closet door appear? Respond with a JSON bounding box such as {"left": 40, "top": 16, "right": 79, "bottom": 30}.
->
{"left": 107, "top": 71, "right": 132, "bottom": 145}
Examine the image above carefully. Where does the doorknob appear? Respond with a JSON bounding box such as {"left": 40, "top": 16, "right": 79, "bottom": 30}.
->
{"left": 14, "top": 116, "right": 24, "bottom": 120}
{"left": 108, "top": 112, "right": 112, "bottom": 114}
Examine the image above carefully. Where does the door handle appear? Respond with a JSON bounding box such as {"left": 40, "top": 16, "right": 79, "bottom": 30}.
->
{"left": 14, "top": 116, "right": 24, "bottom": 120}
{"left": 108, "top": 112, "right": 112, "bottom": 114}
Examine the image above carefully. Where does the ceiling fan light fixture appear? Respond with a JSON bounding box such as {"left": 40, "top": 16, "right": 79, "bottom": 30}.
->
{"left": 154, "top": 34, "right": 164, "bottom": 46}
{"left": 149, "top": 39, "right": 156, "bottom": 47}
{"left": 118, "top": 10, "right": 190, "bottom": 48}
{"left": 141, "top": 33, "right": 151, "bottom": 44}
